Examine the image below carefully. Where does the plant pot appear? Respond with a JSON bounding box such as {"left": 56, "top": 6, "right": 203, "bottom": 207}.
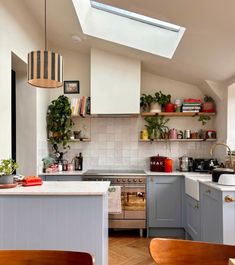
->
{"left": 150, "top": 103, "right": 161, "bottom": 113}
{"left": 202, "top": 102, "right": 215, "bottom": 112}
{"left": 165, "top": 103, "right": 175, "bottom": 112}
{"left": 0, "top": 175, "right": 14, "bottom": 184}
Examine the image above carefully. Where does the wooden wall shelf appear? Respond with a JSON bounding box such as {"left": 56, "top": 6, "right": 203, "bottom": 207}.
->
{"left": 141, "top": 112, "right": 216, "bottom": 117}
{"left": 139, "top": 139, "right": 217, "bottom": 142}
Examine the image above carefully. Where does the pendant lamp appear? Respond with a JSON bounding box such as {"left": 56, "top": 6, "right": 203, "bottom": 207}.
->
{"left": 27, "top": 0, "right": 63, "bottom": 88}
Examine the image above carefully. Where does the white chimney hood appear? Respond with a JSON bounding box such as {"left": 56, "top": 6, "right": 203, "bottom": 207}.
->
{"left": 90, "top": 48, "right": 141, "bottom": 115}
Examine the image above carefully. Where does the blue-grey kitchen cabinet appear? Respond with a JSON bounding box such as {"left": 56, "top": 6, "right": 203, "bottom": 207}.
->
{"left": 39, "top": 175, "right": 82, "bottom": 181}
{"left": 148, "top": 176, "right": 182, "bottom": 228}
{"left": 185, "top": 194, "right": 201, "bottom": 241}
{"left": 200, "top": 182, "right": 223, "bottom": 243}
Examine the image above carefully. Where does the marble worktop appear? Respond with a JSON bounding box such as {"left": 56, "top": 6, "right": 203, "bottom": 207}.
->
{"left": 0, "top": 181, "right": 110, "bottom": 195}
{"left": 39, "top": 170, "right": 85, "bottom": 175}
{"left": 199, "top": 180, "right": 235, "bottom": 191}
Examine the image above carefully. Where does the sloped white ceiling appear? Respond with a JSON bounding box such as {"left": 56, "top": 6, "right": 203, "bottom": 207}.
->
{"left": 22, "top": 0, "right": 235, "bottom": 85}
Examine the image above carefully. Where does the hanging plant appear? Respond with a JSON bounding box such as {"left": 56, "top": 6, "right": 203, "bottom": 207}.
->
{"left": 198, "top": 114, "right": 211, "bottom": 125}
{"left": 47, "top": 95, "right": 74, "bottom": 152}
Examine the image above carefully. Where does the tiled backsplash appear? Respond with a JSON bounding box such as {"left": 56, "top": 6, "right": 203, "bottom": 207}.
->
{"left": 50, "top": 117, "right": 214, "bottom": 171}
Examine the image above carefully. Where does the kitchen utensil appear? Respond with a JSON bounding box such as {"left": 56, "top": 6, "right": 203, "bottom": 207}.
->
{"left": 141, "top": 129, "right": 149, "bottom": 140}
{"left": 168, "top": 128, "right": 178, "bottom": 139}
{"left": 206, "top": 130, "right": 216, "bottom": 139}
{"left": 165, "top": 103, "right": 175, "bottom": 112}
{"left": 179, "top": 155, "right": 189, "bottom": 172}
{"left": 218, "top": 174, "right": 235, "bottom": 185}
{"left": 188, "top": 157, "right": 194, "bottom": 172}
{"left": 184, "top": 129, "right": 191, "bottom": 139}
{"left": 150, "top": 155, "right": 166, "bottom": 172}
{"left": 164, "top": 158, "right": 173, "bottom": 172}
{"left": 193, "top": 158, "right": 217, "bottom": 172}
{"left": 212, "top": 168, "right": 234, "bottom": 182}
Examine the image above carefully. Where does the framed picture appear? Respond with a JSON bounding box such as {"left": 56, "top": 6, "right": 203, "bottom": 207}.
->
{"left": 64, "top": 81, "right": 80, "bottom": 94}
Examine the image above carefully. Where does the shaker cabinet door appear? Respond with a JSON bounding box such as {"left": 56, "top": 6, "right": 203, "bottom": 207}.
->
{"left": 148, "top": 176, "right": 182, "bottom": 227}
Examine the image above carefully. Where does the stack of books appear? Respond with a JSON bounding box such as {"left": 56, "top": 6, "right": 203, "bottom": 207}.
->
{"left": 182, "top": 100, "right": 201, "bottom": 112}
{"left": 70, "top": 96, "right": 91, "bottom": 117}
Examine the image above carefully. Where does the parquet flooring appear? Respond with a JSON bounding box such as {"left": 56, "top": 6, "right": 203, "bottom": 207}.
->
{"left": 109, "top": 231, "right": 156, "bottom": 265}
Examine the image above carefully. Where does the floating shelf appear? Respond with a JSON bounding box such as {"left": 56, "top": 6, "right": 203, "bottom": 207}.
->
{"left": 139, "top": 139, "right": 217, "bottom": 142}
{"left": 69, "top": 138, "right": 91, "bottom": 142}
{"left": 141, "top": 112, "right": 216, "bottom": 117}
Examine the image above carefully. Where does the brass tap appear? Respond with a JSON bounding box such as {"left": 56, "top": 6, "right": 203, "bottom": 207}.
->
{"left": 210, "top": 142, "right": 233, "bottom": 169}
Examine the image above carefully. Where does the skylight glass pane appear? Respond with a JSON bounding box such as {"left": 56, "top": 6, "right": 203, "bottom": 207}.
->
{"left": 90, "top": 0, "right": 180, "bottom": 32}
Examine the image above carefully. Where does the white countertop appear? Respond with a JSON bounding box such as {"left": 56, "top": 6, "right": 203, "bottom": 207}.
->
{"left": 199, "top": 180, "right": 235, "bottom": 191}
{"left": 0, "top": 181, "right": 110, "bottom": 196}
{"left": 39, "top": 170, "right": 85, "bottom": 176}
{"left": 145, "top": 171, "right": 211, "bottom": 177}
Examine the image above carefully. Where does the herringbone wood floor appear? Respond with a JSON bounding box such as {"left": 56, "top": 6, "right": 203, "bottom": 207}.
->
{"left": 109, "top": 231, "right": 156, "bottom": 265}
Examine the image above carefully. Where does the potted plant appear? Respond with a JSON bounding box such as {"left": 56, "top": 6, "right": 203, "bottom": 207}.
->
{"left": 0, "top": 158, "right": 18, "bottom": 184}
{"left": 150, "top": 91, "right": 171, "bottom": 113}
{"left": 144, "top": 116, "right": 169, "bottom": 140}
{"left": 140, "top": 94, "right": 154, "bottom": 112}
{"left": 202, "top": 95, "right": 216, "bottom": 112}
{"left": 47, "top": 95, "right": 74, "bottom": 154}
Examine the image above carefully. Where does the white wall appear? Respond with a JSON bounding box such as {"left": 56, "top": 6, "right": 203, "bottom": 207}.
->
{"left": 0, "top": 1, "right": 50, "bottom": 174}
{"left": 227, "top": 83, "right": 235, "bottom": 149}
{"left": 45, "top": 51, "right": 216, "bottom": 170}
{"left": 13, "top": 55, "right": 37, "bottom": 175}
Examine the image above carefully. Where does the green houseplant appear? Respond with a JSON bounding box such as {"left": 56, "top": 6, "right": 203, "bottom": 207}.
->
{"left": 0, "top": 158, "right": 18, "bottom": 184}
{"left": 144, "top": 116, "right": 169, "bottom": 140}
{"left": 150, "top": 91, "right": 171, "bottom": 113}
{"left": 47, "top": 95, "right": 74, "bottom": 153}
{"left": 198, "top": 114, "right": 211, "bottom": 125}
{"left": 202, "top": 95, "right": 216, "bottom": 112}
{"left": 140, "top": 94, "right": 154, "bottom": 112}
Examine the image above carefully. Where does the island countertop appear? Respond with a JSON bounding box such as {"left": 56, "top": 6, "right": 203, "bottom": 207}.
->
{"left": 0, "top": 181, "right": 110, "bottom": 196}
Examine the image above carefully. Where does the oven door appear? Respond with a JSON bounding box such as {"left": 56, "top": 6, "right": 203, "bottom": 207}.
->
{"left": 123, "top": 185, "right": 146, "bottom": 219}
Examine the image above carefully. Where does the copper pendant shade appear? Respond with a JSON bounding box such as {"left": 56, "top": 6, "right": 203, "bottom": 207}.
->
{"left": 27, "top": 0, "right": 63, "bottom": 88}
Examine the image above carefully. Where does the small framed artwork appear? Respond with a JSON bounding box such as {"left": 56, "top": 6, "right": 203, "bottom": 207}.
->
{"left": 64, "top": 80, "right": 80, "bottom": 94}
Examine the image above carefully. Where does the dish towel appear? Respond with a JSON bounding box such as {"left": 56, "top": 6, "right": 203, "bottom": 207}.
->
{"left": 108, "top": 186, "right": 122, "bottom": 214}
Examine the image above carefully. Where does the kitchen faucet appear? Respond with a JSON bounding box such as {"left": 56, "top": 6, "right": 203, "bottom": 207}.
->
{"left": 210, "top": 142, "right": 233, "bottom": 169}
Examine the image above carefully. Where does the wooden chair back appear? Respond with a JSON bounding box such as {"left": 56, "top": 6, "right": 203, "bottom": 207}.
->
{"left": 0, "top": 250, "right": 94, "bottom": 265}
{"left": 149, "top": 238, "right": 235, "bottom": 265}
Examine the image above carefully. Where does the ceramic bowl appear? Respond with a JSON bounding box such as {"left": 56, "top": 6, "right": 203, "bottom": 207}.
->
{"left": 218, "top": 174, "right": 235, "bottom": 186}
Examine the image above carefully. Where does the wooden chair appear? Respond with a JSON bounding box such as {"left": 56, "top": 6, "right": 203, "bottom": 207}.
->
{"left": 0, "top": 250, "right": 94, "bottom": 265}
{"left": 149, "top": 238, "right": 235, "bottom": 265}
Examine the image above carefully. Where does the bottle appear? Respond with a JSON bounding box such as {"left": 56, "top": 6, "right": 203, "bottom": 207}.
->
{"left": 74, "top": 153, "right": 83, "bottom": 171}
{"left": 58, "top": 161, "right": 63, "bottom": 172}
{"left": 78, "top": 152, "right": 83, "bottom": 171}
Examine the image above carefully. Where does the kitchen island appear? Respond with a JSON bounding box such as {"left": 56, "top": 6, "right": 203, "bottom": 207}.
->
{"left": 0, "top": 181, "right": 110, "bottom": 265}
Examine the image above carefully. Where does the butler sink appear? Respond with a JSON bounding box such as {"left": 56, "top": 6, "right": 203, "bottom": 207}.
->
{"left": 185, "top": 175, "right": 212, "bottom": 201}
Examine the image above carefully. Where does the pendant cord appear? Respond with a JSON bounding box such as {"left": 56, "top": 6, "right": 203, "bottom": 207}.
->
{"left": 45, "top": 0, "right": 47, "bottom": 50}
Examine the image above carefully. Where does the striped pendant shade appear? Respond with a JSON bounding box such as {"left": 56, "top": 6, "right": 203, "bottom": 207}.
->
{"left": 27, "top": 50, "right": 63, "bottom": 88}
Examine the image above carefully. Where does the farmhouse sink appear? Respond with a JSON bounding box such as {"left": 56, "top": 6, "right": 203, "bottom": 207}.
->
{"left": 185, "top": 175, "right": 212, "bottom": 201}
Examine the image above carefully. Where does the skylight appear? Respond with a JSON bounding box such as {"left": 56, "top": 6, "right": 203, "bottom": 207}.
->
{"left": 72, "top": 0, "right": 185, "bottom": 58}
{"left": 90, "top": 0, "right": 180, "bottom": 32}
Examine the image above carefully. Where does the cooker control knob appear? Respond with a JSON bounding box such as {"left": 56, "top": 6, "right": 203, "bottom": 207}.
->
{"left": 134, "top": 179, "right": 137, "bottom": 182}
{"left": 139, "top": 179, "right": 143, "bottom": 183}
{"left": 122, "top": 179, "right": 126, "bottom": 183}
{"left": 117, "top": 179, "right": 121, "bottom": 182}
{"left": 128, "top": 179, "right": 131, "bottom": 182}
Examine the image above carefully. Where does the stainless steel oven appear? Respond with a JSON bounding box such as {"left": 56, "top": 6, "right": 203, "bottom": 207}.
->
{"left": 83, "top": 170, "right": 146, "bottom": 236}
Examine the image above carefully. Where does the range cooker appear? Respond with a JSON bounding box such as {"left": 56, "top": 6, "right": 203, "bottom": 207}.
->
{"left": 83, "top": 170, "right": 146, "bottom": 236}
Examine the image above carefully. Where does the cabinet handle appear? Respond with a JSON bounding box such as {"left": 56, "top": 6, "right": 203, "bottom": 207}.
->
{"left": 206, "top": 189, "right": 211, "bottom": 193}
{"left": 151, "top": 176, "right": 153, "bottom": 182}
{"left": 194, "top": 203, "right": 199, "bottom": 209}
{"left": 224, "top": 195, "right": 235, "bottom": 203}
